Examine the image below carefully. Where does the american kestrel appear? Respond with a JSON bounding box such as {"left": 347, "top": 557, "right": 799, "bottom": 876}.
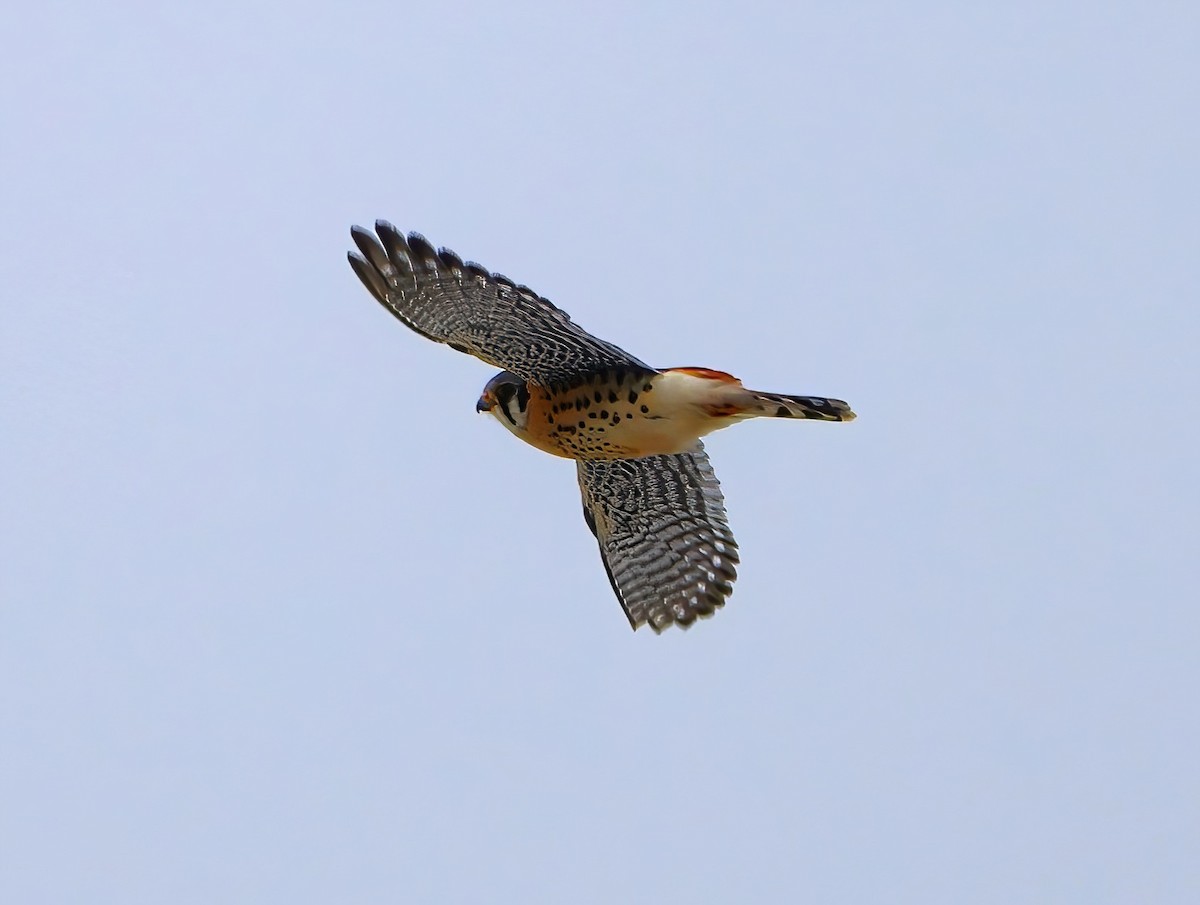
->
{"left": 348, "top": 221, "right": 855, "bottom": 632}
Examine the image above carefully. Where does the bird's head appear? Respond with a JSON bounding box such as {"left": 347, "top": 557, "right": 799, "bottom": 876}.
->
{"left": 477, "top": 371, "right": 531, "bottom": 435}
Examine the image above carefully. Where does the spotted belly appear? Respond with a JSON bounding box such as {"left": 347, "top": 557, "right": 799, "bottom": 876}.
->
{"left": 522, "top": 370, "right": 685, "bottom": 460}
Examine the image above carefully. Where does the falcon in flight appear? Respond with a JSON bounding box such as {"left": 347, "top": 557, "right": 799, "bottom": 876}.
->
{"left": 348, "top": 222, "right": 855, "bottom": 632}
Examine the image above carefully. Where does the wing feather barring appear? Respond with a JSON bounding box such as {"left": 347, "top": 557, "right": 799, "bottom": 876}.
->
{"left": 348, "top": 222, "right": 855, "bottom": 632}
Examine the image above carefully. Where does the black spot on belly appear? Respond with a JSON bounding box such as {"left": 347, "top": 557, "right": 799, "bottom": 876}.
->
{"left": 599, "top": 410, "right": 608, "bottom": 418}
{"left": 640, "top": 405, "right": 649, "bottom": 413}
{"left": 776, "top": 405, "right": 792, "bottom": 417}
{"left": 588, "top": 412, "right": 597, "bottom": 419}
{"left": 643, "top": 383, "right": 653, "bottom": 392}
{"left": 578, "top": 420, "right": 586, "bottom": 428}
{"left": 607, "top": 390, "right": 618, "bottom": 403}
{"left": 628, "top": 390, "right": 638, "bottom": 404}
{"left": 593, "top": 391, "right": 602, "bottom": 403}
{"left": 625, "top": 413, "right": 633, "bottom": 419}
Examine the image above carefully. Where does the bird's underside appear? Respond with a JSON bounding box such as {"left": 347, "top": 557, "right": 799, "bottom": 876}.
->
{"left": 347, "top": 221, "right": 855, "bottom": 632}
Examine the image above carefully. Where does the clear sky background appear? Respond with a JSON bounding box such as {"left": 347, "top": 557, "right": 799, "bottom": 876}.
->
{"left": 2, "top": 2, "right": 1197, "bottom": 902}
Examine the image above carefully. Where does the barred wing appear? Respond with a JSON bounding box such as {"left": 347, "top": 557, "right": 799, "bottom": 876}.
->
{"left": 348, "top": 222, "right": 652, "bottom": 385}
{"left": 577, "top": 443, "right": 740, "bottom": 632}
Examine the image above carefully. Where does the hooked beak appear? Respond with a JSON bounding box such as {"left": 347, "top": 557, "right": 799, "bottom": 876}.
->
{"left": 475, "top": 392, "right": 494, "bottom": 413}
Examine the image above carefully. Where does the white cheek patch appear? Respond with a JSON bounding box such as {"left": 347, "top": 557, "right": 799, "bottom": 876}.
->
{"left": 496, "top": 400, "right": 527, "bottom": 432}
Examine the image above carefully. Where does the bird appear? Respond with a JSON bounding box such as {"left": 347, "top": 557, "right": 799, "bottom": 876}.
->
{"left": 347, "top": 221, "right": 855, "bottom": 633}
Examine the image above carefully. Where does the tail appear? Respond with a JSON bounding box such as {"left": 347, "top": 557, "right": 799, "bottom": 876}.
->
{"left": 745, "top": 390, "right": 856, "bottom": 422}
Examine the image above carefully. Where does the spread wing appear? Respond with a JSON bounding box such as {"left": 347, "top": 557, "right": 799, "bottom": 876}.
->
{"left": 577, "top": 443, "right": 740, "bottom": 632}
{"left": 348, "top": 221, "right": 652, "bottom": 385}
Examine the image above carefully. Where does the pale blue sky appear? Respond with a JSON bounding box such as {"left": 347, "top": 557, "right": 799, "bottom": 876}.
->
{"left": 2, "top": 2, "right": 1197, "bottom": 902}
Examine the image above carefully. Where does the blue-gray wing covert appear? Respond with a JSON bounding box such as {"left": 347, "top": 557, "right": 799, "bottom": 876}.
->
{"left": 577, "top": 442, "right": 740, "bottom": 632}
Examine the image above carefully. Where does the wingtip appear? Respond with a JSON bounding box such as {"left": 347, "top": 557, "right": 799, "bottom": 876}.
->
{"left": 347, "top": 249, "right": 389, "bottom": 303}
{"left": 349, "top": 224, "right": 384, "bottom": 260}
{"left": 637, "top": 597, "right": 727, "bottom": 634}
